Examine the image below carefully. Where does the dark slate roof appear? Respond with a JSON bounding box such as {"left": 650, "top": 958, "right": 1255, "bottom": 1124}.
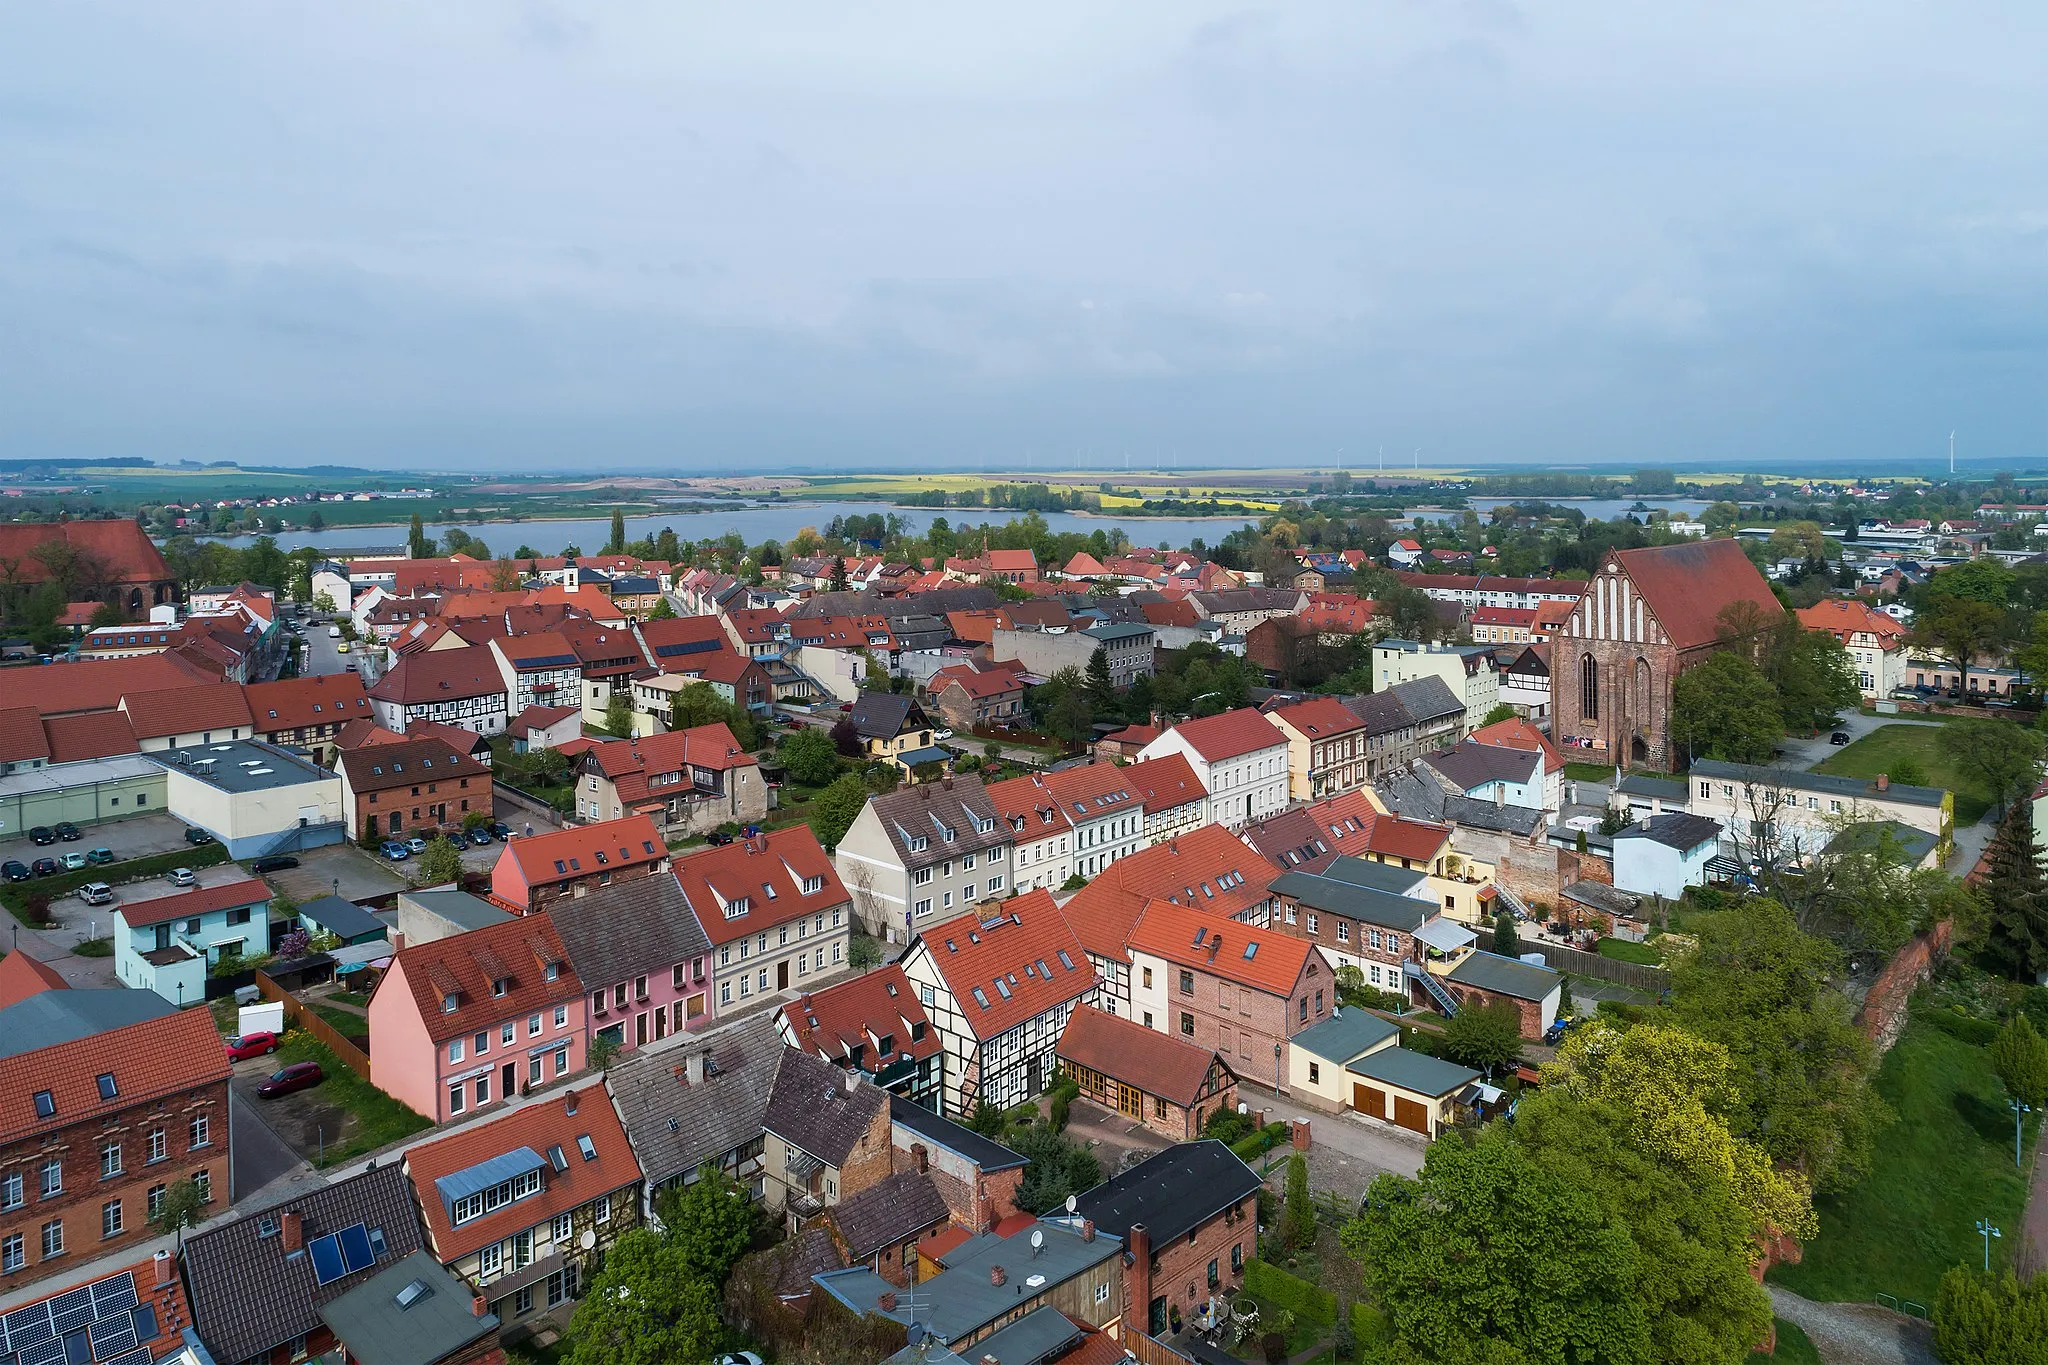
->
{"left": 763, "top": 1049, "right": 888, "bottom": 1167}
{"left": 1318, "top": 856, "right": 1428, "bottom": 896}
{"left": 1289, "top": 1006, "right": 1400, "bottom": 1064}
{"left": 790, "top": 586, "right": 999, "bottom": 618}
{"left": 547, "top": 873, "right": 713, "bottom": 994}
{"left": 869, "top": 775, "right": 1008, "bottom": 871}
{"left": 889, "top": 1094, "right": 1027, "bottom": 1173}
{"left": 1688, "top": 758, "right": 1946, "bottom": 808}
{"left": 829, "top": 1169, "right": 951, "bottom": 1260}
{"left": 298, "top": 894, "right": 387, "bottom": 942}
{"left": 849, "top": 691, "right": 920, "bottom": 740}
{"left": 1390, "top": 676, "right": 1464, "bottom": 726}
{"left": 1616, "top": 773, "right": 1688, "bottom": 802}
{"left": 1069, "top": 1139, "right": 1263, "bottom": 1248}
{"left": 973, "top": 1307, "right": 1087, "bottom": 1365}
{"left": 318, "top": 1252, "right": 498, "bottom": 1365}
{"left": 1423, "top": 743, "right": 1540, "bottom": 792}
{"left": 1561, "top": 881, "right": 1645, "bottom": 917}
{"left": 1345, "top": 1046, "right": 1481, "bottom": 1097}
{"left": 1824, "top": 819, "right": 1940, "bottom": 868}
{"left": 1341, "top": 690, "right": 1412, "bottom": 738}
{"left": 1445, "top": 949, "right": 1561, "bottom": 1002}
{"left": 1612, "top": 812, "right": 1723, "bottom": 852}
{"left": 185, "top": 1163, "right": 427, "bottom": 1365}
{"left": 607, "top": 1012, "right": 785, "bottom": 1186}
{"left": 1269, "top": 868, "right": 1432, "bottom": 932}
{"left": 0, "top": 989, "right": 172, "bottom": 1058}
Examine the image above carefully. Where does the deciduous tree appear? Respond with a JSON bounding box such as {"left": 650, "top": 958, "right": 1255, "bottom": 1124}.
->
{"left": 809, "top": 772, "right": 871, "bottom": 850}
{"left": 655, "top": 1164, "right": 760, "bottom": 1284}
{"left": 1990, "top": 1013, "right": 2048, "bottom": 1111}
{"left": 1671, "top": 650, "right": 1780, "bottom": 764}
{"left": 1943, "top": 718, "right": 2045, "bottom": 814}
{"left": 418, "top": 836, "right": 464, "bottom": 887}
{"left": 780, "top": 726, "right": 840, "bottom": 786}
{"left": 1439, "top": 1000, "right": 1524, "bottom": 1075}
{"left": 567, "top": 1228, "right": 723, "bottom": 1365}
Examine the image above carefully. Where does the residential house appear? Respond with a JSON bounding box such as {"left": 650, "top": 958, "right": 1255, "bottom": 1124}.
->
{"left": 605, "top": 1012, "right": 782, "bottom": 1206}
{"left": 898, "top": 890, "right": 1099, "bottom": 1114}
{"left": 1342, "top": 676, "right": 1467, "bottom": 776}
{"left": 1686, "top": 759, "right": 1953, "bottom": 862}
{"left": 672, "top": 826, "right": 853, "bottom": 1018}
{"left": 404, "top": 1087, "right": 639, "bottom": 1328}
{"left": 1611, "top": 812, "right": 1723, "bottom": 900}
{"left": 1043, "top": 762, "right": 1145, "bottom": 880}
{"left": 368, "top": 646, "right": 512, "bottom": 737}
{"left": 985, "top": 773, "right": 1075, "bottom": 894}
{"left": 823, "top": 1167, "right": 952, "bottom": 1290}
{"left": 1135, "top": 708, "right": 1289, "bottom": 829}
{"left": 245, "top": 672, "right": 375, "bottom": 760}
{"left": 1464, "top": 716, "right": 1565, "bottom": 811}
{"left": 508, "top": 704, "right": 582, "bottom": 753}
{"left": 337, "top": 737, "right": 493, "bottom": 843}
{"left": 570, "top": 723, "right": 765, "bottom": 835}
{"left": 1499, "top": 643, "right": 1552, "bottom": 718}
{"left": 1797, "top": 599, "right": 1910, "bottom": 699}
{"left": 560, "top": 619, "right": 655, "bottom": 729}
{"left": 1371, "top": 641, "right": 1500, "bottom": 731}
{"left": 994, "top": 623, "right": 1157, "bottom": 690}
{"left": 1057, "top": 1004, "right": 1238, "bottom": 1141}
{"left": 1125, "top": 751, "right": 1208, "bottom": 845}
{"left": 777, "top": 965, "right": 945, "bottom": 1110}
{"left": 184, "top": 1163, "right": 430, "bottom": 1365}
{"left": 930, "top": 667, "right": 1026, "bottom": 733}
{"left": 549, "top": 873, "right": 714, "bottom": 1055}
{"left": 1266, "top": 857, "right": 1452, "bottom": 998}
{"left": 1064, "top": 1141, "right": 1263, "bottom": 1337}
{"left": 367, "top": 916, "right": 587, "bottom": 1124}
{"left": 488, "top": 815, "right": 669, "bottom": 913}
{"left": 490, "top": 634, "right": 584, "bottom": 716}
{"left": 114, "top": 876, "right": 274, "bottom": 1003}
{"left": 888, "top": 1094, "right": 1026, "bottom": 1234}
{"left": 1419, "top": 742, "right": 1550, "bottom": 815}
{"left": 1437, "top": 950, "right": 1564, "bottom": 1039}
{"left": 5, "top": 1254, "right": 216, "bottom": 1365}
{"left": 847, "top": 693, "right": 950, "bottom": 774}
{"left": 833, "top": 775, "right": 1015, "bottom": 944}
{"left": 760, "top": 1051, "right": 892, "bottom": 1225}
{"left": 1093, "top": 722, "right": 1160, "bottom": 764}
{"left": 1286, "top": 1006, "right": 1401, "bottom": 1111}
{"left": 0, "top": 982, "right": 230, "bottom": 1293}
{"left": 1188, "top": 588, "right": 1306, "bottom": 635}
{"left": 1341, "top": 1043, "right": 1484, "bottom": 1138}
{"left": 1125, "top": 899, "right": 1333, "bottom": 1093}
{"left": 1263, "top": 695, "right": 1369, "bottom": 801}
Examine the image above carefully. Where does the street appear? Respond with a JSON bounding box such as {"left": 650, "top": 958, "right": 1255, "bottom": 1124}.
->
{"left": 1772, "top": 711, "right": 1939, "bottom": 772}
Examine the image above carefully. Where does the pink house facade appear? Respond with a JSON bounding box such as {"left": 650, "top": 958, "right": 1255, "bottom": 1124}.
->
{"left": 547, "top": 873, "right": 718, "bottom": 1052}
{"left": 368, "top": 917, "right": 590, "bottom": 1125}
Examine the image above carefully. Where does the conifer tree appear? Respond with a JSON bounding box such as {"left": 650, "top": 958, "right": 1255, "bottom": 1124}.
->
{"left": 1983, "top": 799, "right": 2048, "bottom": 981}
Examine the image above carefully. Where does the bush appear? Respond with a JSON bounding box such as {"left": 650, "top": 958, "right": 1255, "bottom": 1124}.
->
{"left": 1262, "top": 1332, "right": 1287, "bottom": 1363}
{"left": 1242, "top": 1259, "right": 1336, "bottom": 1328}
{"left": 1928, "top": 1007, "right": 2000, "bottom": 1047}
{"left": 1205, "top": 1107, "right": 1257, "bottom": 1145}
{"left": 1227, "top": 1122, "right": 1291, "bottom": 1164}
{"left": 1349, "top": 1302, "right": 1389, "bottom": 1353}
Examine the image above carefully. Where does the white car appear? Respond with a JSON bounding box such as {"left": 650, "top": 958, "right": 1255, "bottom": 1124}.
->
{"left": 327, "top": 625, "right": 342, "bottom": 639}
{"left": 78, "top": 883, "right": 115, "bottom": 906}
{"left": 713, "top": 1355, "right": 765, "bottom": 1365}
{"left": 167, "top": 867, "right": 197, "bottom": 888}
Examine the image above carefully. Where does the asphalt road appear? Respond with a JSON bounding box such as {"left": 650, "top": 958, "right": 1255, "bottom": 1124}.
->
{"left": 229, "top": 1086, "right": 307, "bottom": 1200}
{"left": 1773, "top": 711, "right": 1939, "bottom": 772}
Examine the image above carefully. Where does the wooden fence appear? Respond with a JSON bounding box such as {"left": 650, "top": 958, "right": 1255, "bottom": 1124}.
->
{"left": 254, "top": 969, "right": 373, "bottom": 1079}
{"left": 1522, "top": 941, "right": 1671, "bottom": 996}
{"left": 1125, "top": 1332, "right": 1197, "bottom": 1365}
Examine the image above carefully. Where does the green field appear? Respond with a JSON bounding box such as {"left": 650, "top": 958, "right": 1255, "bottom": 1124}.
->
{"left": 1747, "top": 1320, "right": 1820, "bottom": 1365}
{"left": 1767, "top": 1014, "right": 2040, "bottom": 1306}
{"left": 1812, "top": 723, "right": 1985, "bottom": 823}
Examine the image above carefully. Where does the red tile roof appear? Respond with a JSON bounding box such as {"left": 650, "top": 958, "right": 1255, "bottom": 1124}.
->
{"left": 337, "top": 736, "right": 488, "bottom": 794}
{"left": 1606, "top": 540, "right": 1782, "bottom": 652}
{"left": 939, "top": 669, "right": 1024, "bottom": 700}
{"left": 1138, "top": 598, "right": 1202, "bottom": 629}
{"left": 1101, "top": 723, "right": 1161, "bottom": 749}
{"left": 1467, "top": 716, "right": 1564, "bottom": 775}
{"left": 577, "top": 723, "right": 757, "bottom": 806}
{"left": 673, "top": 826, "right": 848, "bottom": 947}
{"left": 0, "top": 521, "right": 171, "bottom": 588}
{"left": 1797, "top": 598, "right": 1906, "bottom": 644}
{"left": 245, "top": 673, "right": 374, "bottom": 732}
{"left": 368, "top": 644, "right": 509, "bottom": 705}
{"left": 380, "top": 914, "right": 583, "bottom": 1044}
{"left": 0, "top": 705, "right": 51, "bottom": 764}
{"left": 118, "top": 681, "right": 255, "bottom": 740}
{"left": 0, "top": 947, "right": 68, "bottom": 1008}
{"left": 778, "top": 965, "right": 941, "bottom": 1068}
{"left": 1471, "top": 606, "right": 1537, "bottom": 627}
{"left": 1265, "top": 696, "right": 1364, "bottom": 740}
{"left": 495, "top": 631, "right": 578, "bottom": 670}
{"left": 0, "top": 999, "right": 230, "bottom": 1145}
{"left": 1127, "top": 898, "right": 1321, "bottom": 997}
{"left": 500, "top": 814, "right": 667, "bottom": 892}
{"left": 1162, "top": 707, "right": 1286, "bottom": 763}
{"left": 117, "top": 875, "right": 272, "bottom": 929}
{"left": 42, "top": 709, "right": 139, "bottom": 763}
{"left": 1057, "top": 1004, "right": 1229, "bottom": 1108}
{"left": 404, "top": 1086, "right": 636, "bottom": 1260}
{"left": 919, "top": 889, "right": 1097, "bottom": 1040}
{"left": 0, "top": 653, "right": 213, "bottom": 719}
{"left": 1242, "top": 790, "right": 1384, "bottom": 874}
{"left": 1042, "top": 762, "right": 1139, "bottom": 821}
{"left": 1055, "top": 825, "right": 1266, "bottom": 960}
{"left": 984, "top": 774, "right": 1074, "bottom": 838}
{"left": 510, "top": 704, "right": 580, "bottom": 736}
{"left": 1124, "top": 751, "right": 1205, "bottom": 813}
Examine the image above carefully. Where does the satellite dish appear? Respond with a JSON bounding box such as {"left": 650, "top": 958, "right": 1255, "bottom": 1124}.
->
{"left": 1065, "top": 1194, "right": 1078, "bottom": 1214}
{"left": 1031, "top": 1229, "right": 1044, "bottom": 1250}
{"left": 580, "top": 1229, "right": 597, "bottom": 1250}
{"left": 907, "top": 1324, "right": 926, "bottom": 1345}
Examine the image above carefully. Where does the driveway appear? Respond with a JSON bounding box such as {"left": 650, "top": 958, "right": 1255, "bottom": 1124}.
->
{"left": 269, "top": 843, "right": 409, "bottom": 903}
{"left": 229, "top": 1087, "right": 308, "bottom": 1199}
{"left": 1250, "top": 1089, "right": 1427, "bottom": 1204}
{"left": 1766, "top": 1286, "right": 1936, "bottom": 1365}
{"left": 1062, "top": 1098, "right": 1172, "bottom": 1175}
{"left": 231, "top": 1056, "right": 361, "bottom": 1167}
{"left": 1775, "top": 713, "right": 1939, "bottom": 773}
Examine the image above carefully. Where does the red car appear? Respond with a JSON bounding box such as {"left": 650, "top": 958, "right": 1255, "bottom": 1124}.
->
{"left": 224, "top": 1031, "right": 280, "bottom": 1061}
{"left": 257, "top": 1061, "right": 324, "bottom": 1098}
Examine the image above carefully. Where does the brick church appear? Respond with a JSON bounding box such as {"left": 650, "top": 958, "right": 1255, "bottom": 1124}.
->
{"left": 1549, "top": 539, "right": 1781, "bottom": 771}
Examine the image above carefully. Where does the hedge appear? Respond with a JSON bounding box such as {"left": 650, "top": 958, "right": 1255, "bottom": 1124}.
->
{"left": 1351, "top": 1301, "right": 1390, "bottom": 1349}
{"left": 1228, "top": 1122, "right": 1292, "bottom": 1164}
{"left": 1242, "top": 1258, "right": 1336, "bottom": 1328}
{"left": 3, "top": 843, "right": 233, "bottom": 921}
{"left": 1926, "top": 1008, "right": 1999, "bottom": 1047}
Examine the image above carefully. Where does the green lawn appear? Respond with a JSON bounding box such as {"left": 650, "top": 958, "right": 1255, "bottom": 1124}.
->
{"left": 276, "top": 1034, "right": 430, "bottom": 1166}
{"left": 1747, "top": 1319, "right": 1821, "bottom": 1365}
{"left": 308, "top": 1002, "right": 368, "bottom": 1037}
{"left": 1595, "top": 937, "right": 1663, "bottom": 966}
{"left": 1812, "top": 724, "right": 1983, "bottom": 823}
{"left": 1564, "top": 762, "right": 1629, "bottom": 784}
{"left": 1767, "top": 1013, "right": 2040, "bottom": 1306}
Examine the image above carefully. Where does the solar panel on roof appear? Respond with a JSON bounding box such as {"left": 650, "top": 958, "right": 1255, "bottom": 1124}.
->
{"left": 90, "top": 1275, "right": 137, "bottom": 1317}
{"left": 338, "top": 1223, "right": 376, "bottom": 1273}
{"left": 6, "top": 1305, "right": 53, "bottom": 1351}
{"left": 48, "top": 1288, "right": 95, "bottom": 1336}
{"left": 17, "top": 1336, "right": 63, "bottom": 1365}
{"left": 308, "top": 1234, "right": 348, "bottom": 1286}
{"left": 102, "top": 1350, "right": 152, "bottom": 1365}
{"left": 87, "top": 1317, "right": 137, "bottom": 1357}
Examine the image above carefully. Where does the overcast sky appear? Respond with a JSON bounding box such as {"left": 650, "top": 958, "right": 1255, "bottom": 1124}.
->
{"left": 2, "top": 3, "right": 2044, "bottom": 473}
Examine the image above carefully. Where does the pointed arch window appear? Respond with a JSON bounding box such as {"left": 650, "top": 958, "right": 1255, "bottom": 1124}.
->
{"left": 1581, "top": 654, "right": 1599, "bottom": 720}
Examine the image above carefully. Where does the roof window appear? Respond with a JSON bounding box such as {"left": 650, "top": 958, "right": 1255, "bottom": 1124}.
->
{"left": 33, "top": 1091, "right": 54, "bottom": 1119}
{"left": 95, "top": 1074, "right": 118, "bottom": 1101}
{"left": 577, "top": 1135, "right": 598, "bottom": 1161}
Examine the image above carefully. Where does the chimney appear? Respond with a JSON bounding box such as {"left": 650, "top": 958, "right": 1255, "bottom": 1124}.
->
{"left": 1081, "top": 1219, "right": 1095, "bottom": 1242}
{"left": 1876, "top": 773, "right": 1889, "bottom": 791}
{"left": 282, "top": 1211, "right": 304, "bottom": 1252}
{"left": 153, "top": 1249, "right": 174, "bottom": 1287}
{"left": 842, "top": 1068, "right": 859, "bottom": 1095}
{"left": 878, "top": 1290, "right": 897, "bottom": 1312}
{"left": 1128, "top": 1224, "right": 1152, "bottom": 1325}
{"left": 990, "top": 1264, "right": 1007, "bottom": 1287}
{"left": 472, "top": 1293, "right": 488, "bottom": 1318}
{"left": 563, "top": 1089, "right": 579, "bottom": 1116}
{"left": 912, "top": 1143, "right": 929, "bottom": 1174}
{"left": 391, "top": 931, "right": 406, "bottom": 952}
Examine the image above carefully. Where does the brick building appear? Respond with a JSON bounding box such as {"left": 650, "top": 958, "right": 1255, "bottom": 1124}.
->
{"left": 488, "top": 815, "right": 668, "bottom": 912}
{"left": 760, "top": 1051, "right": 892, "bottom": 1225}
{"left": 336, "top": 736, "right": 492, "bottom": 843}
{"left": 1550, "top": 540, "right": 1781, "bottom": 771}
{"left": 888, "top": 1094, "right": 1026, "bottom": 1237}
{"left": 1057, "top": 1004, "right": 1238, "bottom": 1141}
{"left": 672, "top": 826, "right": 853, "bottom": 1018}
{"left": 1067, "top": 1141, "right": 1264, "bottom": 1337}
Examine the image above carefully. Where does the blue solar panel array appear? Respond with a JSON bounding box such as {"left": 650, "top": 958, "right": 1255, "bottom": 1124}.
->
{"left": 512, "top": 653, "right": 579, "bottom": 670}
{"left": 308, "top": 1222, "right": 380, "bottom": 1287}
{"left": 0, "top": 1271, "right": 153, "bottom": 1365}
{"left": 307, "top": 1235, "right": 347, "bottom": 1287}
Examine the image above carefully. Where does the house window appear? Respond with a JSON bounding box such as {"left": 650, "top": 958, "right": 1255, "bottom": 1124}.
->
{"left": 449, "top": 1038, "right": 465, "bottom": 1063}
{"left": 448, "top": 1083, "right": 466, "bottom": 1115}
{"left": 1309, "top": 1062, "right": 1321, "bottom": 1084}
{"left": 1179, "top": 1012, "right": 1194, "bottom": 1036}
{"left": 555, "top": 1004, "right": 568, "bottom": 1028}
{"left": 480, "top": 1243, "right": 503, "bottom": 1280}
{"left": 99, "top": 1141, "right": 122, "bottom": 1179}
{"left": 1178, "top": 970, "right": 1193, "bottom": 995}
{"left": 0, "top": 1172, "right": 19, "bottom": 1210}
{"left": 38, "top": 1160, "right": 61, "bottom": 1198}
{"left": 40, "top": 1220, "right": 62, "bottom": 1260}
{"left": 554, "top": 1045, "right": 569, "bottom": 1075}
{"left": 529, "top": 1013, "right": 543, "bottom": 1037}
{"left": 100, "top": 1200, "right": 122, "bottom": 1240}
{"left": 1, "top": 1234, "right": 21, "bottom": 1272}
{"left": 476, "top": 1075, "right": 490, "bottom": 1106}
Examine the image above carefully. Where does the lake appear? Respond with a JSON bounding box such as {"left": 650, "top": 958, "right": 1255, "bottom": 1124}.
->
{"left": 199, "top": 501, "right": 1266, "bottom": 557}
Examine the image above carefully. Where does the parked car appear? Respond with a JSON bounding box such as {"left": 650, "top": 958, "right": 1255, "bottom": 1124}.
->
{"left": 30, "top": 858, "right": 59, "bottom": 877}
{"left": 714, "top": 1354, "right": 766, "bottom": 1365}
{"left": 184, "top": 827, "right": 216, "bottom": 846}
{"left": 705, "top": 831, "right": 735, "bottom": 846}
{"left": 406, "top": 836, "right": 428, "bottom": 854}
{"left": 1, "top": 861, "right": 29, "bottom": 883}
{"left": 250, "top": 855, "right": 300, "bottom": 874}
{"left": 1828, "top": 731, "right": 1851, "bottom": 746}
{"left": 86, "top": 847, "right": 114, "bottom": 865}
{"left": 61, "top": 852, "right": 88, "bottom": 872}
{"left": 489, "top": 822, "right": 511, "bottom": 840}
{"left": 336, "top": 640, "right": 351, "bottom": 654}
{"left": 380, "top": 841, "right": 410, "bottom": 861}
{"left": 257, "top": 1061, "right": 324, "bottom": 1097}
{"left": 167, "top": 867, "right": 197, "bottom": 887}
{"left": 53, "top": 822, "right": 81, "bottom": 842}
{"left": 224, "top": 1030, "right": 280, "bottom": 1061}
{"left": 328, "top": 625, "right": 342, "bottom": 638}
{"left": 77, "top": 883, "right": 115, "bottom": 906}
{"left": 466, "top": 828, "right": 493, "bottom": 846}
{"left": 28, "top": 826, "right": 55, "bottom": 846}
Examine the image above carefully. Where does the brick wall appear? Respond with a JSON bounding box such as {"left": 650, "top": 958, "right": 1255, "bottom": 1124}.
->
{"left": 1447, "top": 983, "right": 1545, "bottom": 1040}
{"left": 1856, "top": 919, "right": 1955, "bottom": 1055}
{"left": 895, "top": 1142, "right": 1023, "bottom": 1235}
{"left": 1136, "top": 1194, "right": 1258, "bottom": 1332}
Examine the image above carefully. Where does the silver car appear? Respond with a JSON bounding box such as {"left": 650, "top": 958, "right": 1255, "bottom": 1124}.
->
{"left": 78, "top": 883, "right": 115, "bottom": 906}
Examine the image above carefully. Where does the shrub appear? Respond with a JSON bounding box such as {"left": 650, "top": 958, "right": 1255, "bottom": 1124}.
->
{"left": 1242, "top": 1259, "right": 1336, "bottom": 1328}
{"left": 1205, "top": 1107, "right": 1257, "bottom": 1145}
{"left": 1928, "top": 1007, "right": 2000, "bottom": 1047}
{"left": 1262, "top": 1332, "right": 1287, "bottom": 1363}
{"left": 1350, "top": 1302, "right": 1390, "bottom": 1352}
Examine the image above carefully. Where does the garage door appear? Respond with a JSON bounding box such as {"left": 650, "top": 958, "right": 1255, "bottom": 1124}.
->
{"left": 1352, "top": 1083, "right": 1388, "bottom": 1120}
{"left": 1392, "top": 1096, "right": 1430, "bottom": 1134}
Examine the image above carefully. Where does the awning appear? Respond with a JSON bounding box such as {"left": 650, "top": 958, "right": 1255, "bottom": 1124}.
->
{"left": 1416, "top": 918, "right": 1478, "bottom": 953}
{"left": 896, "top": 745, "right": 953, "bottom": 768}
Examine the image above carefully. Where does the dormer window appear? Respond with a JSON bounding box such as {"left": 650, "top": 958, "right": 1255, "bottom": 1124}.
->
{"left": 543, "top": 962, "right": 560, "bottom": 982}
{"left": 724, "top": 897, "right": 750, "bottom": 919}
{"left": 909, "top": 836, "right": 928, "bottom": 853}
{"left": 441, "top": 993, "right": 460, "bottom": 1013}
{"left": 491, "top": 977, "right": 509, "bottom": 998}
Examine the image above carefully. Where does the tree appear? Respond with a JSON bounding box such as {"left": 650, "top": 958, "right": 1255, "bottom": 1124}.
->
{"left": 1010, "top": 1123, "right": 1103, "bottom": 1214}
{"left": 847, "top": 934, "right": 882, "bottom": 971}
{"left": 1084, "top": 647, "right": 1117, "bottom": 710}
{"left": 653, "top": 1163, "right": 759, "bottom": 1283}
{"left": 605, "top": 507, "right": 627, "bottom": 555}
{"left": 1910, "top": 596, "right": 2007, "bottom": 696}
{"left": 489, "top": 557, "right": 522, "bottom": 592}
{"left": 567, "top": 1227, "right": 724, "bottom": 1365}
{"left": 276, "top": 926, "right": 311, "bottom": 960}
{"left": 1491, "top": 909, "right": 1518, "bottom": 957}
{"left": 1991, "top": 1013, "right": 2048, "bottom": 1112}
{"left": 1933, "top": 1267, "right": 2048, "bottom": 1365}
{"left": 311, "top": 591, "right": 336, "bottom": 614}
{"left": 1762, "top": 625, "right": 1862, "bottom": 732}
{"left": 1943, "top": 718, "right": 2045, "bottom": 815}
{"left": 829, "top": 717, "right": 863, "bottom": 757}
{"left": 604, "top": 693, "right": 635, "bottom": 738}
{"left": 1438, "top": 1000, "right": 1524, "bottom": 1075}
{"left": 408, "top": 512, "right": 428, "bottom": 559}
{"left": 417, "top": 836, "right": 464, "bottom": 886}
{"left": 88, "top": 600, "right": 123, "bottom": 629}
{"left": 1668, "top": 898, "right": 1890, "bottom": 1192}
{"left": 780, "top": 727, "right": 841, "bottom": 786}
{"left": 587, "top": 1033, "right": 621, "bottom": 1074}
{"left": 1479, "top": 703, "right": 1517, "bottom": 727}
{"left": 1670, "top": 650, "right": 1781, "bottom": 764}
{"left": 646, "top": 596, "right": 677, "bottom": 620}
{"left": 810, "top": 772, "right": 871, "bottom": 850}
{"left": 149, "top": 1178, "right": 208, "bottom": 1239}
{"left": 1283, "top": 1152, "right": 1315, "bottom": 1249}
{"left": 829, "top": 556, "right": 848, "bottom": 592}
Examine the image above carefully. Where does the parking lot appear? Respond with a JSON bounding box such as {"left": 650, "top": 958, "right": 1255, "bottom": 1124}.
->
{"left": 268, "top": 843, "right": 410, "bottom": 904}
{"left": 0, "top": 811, "right": 197, "bottom": 875}
{"left": 229, "top": 1051, "right": 361, "bottom": 1169}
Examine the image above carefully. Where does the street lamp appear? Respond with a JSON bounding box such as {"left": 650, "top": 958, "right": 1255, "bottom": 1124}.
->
{"left": 1977, "top": 1218, "right": 2002, "bottom": 1272}
{"left": 2011, "top": 1100, "right": 2034, "bottom": 1169}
